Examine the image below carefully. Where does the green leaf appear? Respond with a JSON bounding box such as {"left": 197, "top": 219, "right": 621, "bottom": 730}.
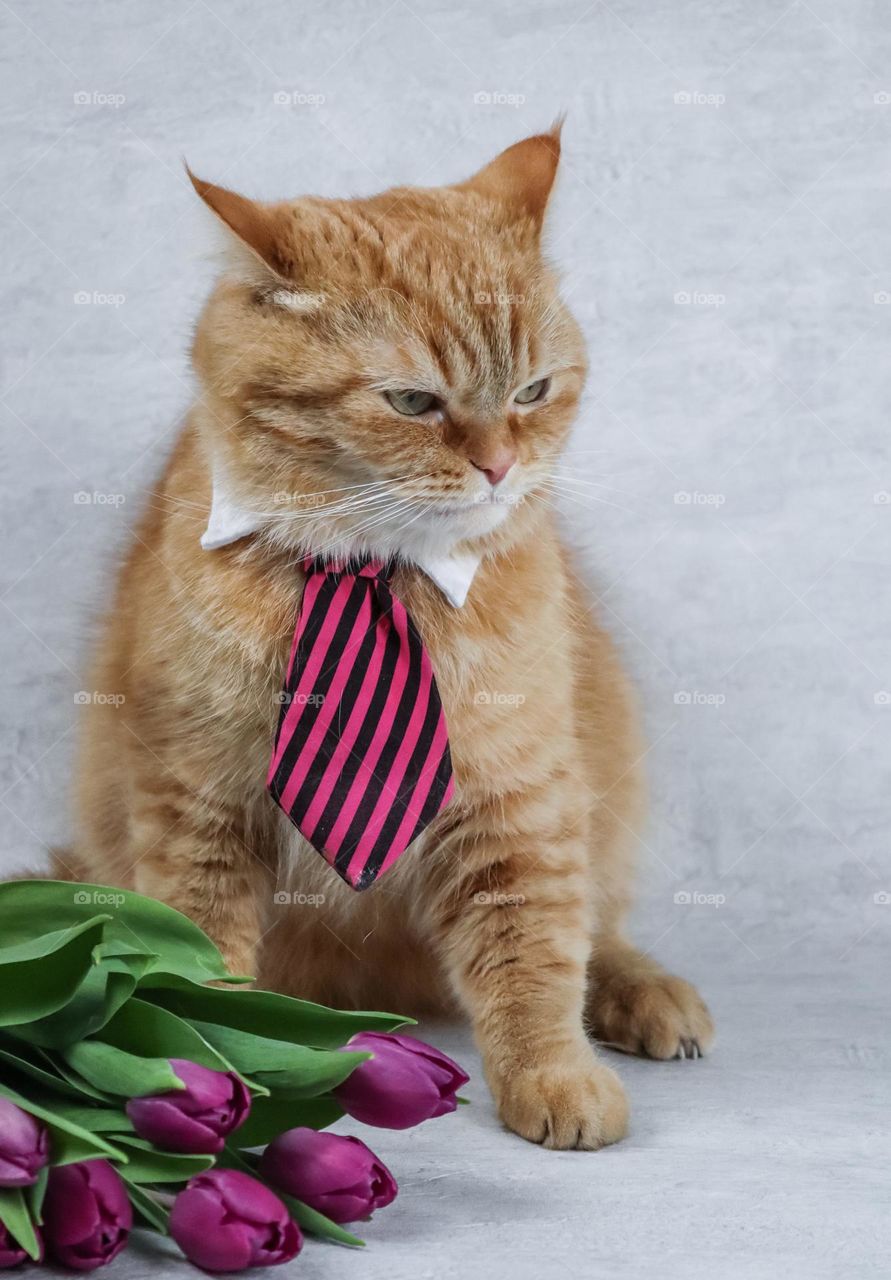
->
{"left": 281, "top": 1192, "right": 365, "bottom": 1248}
{"left": 110, "top": 1136, "right": 214, "bottom": 1184}
{"left": 188, "top": 1020, "right": 368, "bottom": 1098}
{"left": 0, "top": 1082, "right": 126, "bottom": 1166}
{"left": 232, "top": 1094, "right": 343, "bottom": 1147}
{"left": 141, "top": 973, "right": 412, "bottom": 1049}
{"left": 42, "top": 1103, "right": 134, "bottom": 1135}
{"left": 26, "top": 1168, "right": 48, "bottom": 1228}
{"left": 22, "top": 945, "right": 152, "bottom": 1047}
{"left": 97, "top": 999, "right": 253, "bottom": 1082}
{"left": 64, "top": 1041, "right": 184, "bottom": 1098}
{"left": 0, "top": 1044, "right": 107, "bottom": 1103}
{"left": 0, "top": 1189, "right": 41, "bottom": 1261}
{"left": 0, "top": 915, "right": 110, "bottom": 1027}
{"left": 121, "top": 1179, "right": 169, "bottom": 1234}
{"left": 0, "top": 881, "right": 241, "bottom": 986}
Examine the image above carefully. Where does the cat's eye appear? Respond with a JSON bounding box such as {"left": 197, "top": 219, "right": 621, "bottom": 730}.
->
{"left": 384, "top": 389, "right": 438, "bottom": 416}
{"left": 514, "top": 378, "right": 550, "bottom": 405}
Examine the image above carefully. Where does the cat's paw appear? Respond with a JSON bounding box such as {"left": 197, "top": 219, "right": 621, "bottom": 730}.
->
{"left": 494, "top": 1051, "right": 629, "bottom": 1150}
{"left": 589, "top": 969, "right": 714, "bottom": 1061}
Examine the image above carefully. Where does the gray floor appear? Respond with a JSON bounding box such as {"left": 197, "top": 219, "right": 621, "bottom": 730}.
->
{"left": 1, "top": 0, "right": 889, "bottom": 1276}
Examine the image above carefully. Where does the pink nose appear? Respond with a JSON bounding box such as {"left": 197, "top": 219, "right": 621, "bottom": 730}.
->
{"left": 471, "top": 449, "right": 517, "bottom": 487}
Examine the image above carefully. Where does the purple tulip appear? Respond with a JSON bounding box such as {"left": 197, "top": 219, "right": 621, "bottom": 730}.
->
{"left": 170, "top": 1169, "right": 302, "bottom": 1272}
{"left": 0, "top": 1099, "right": 49, "bottom": 1187}
{"left": 42, "top": 1161, "right": 131, "bottom": 1271}
{"left": 125, "top": 1059, "right": 250, "bottom": 1154}
{"left": 0, "top": 1224, "right": 33, "bottom": 1269}
{"left": 260, "top": 1127, "right": 397, "bottom": 1224}
{"left": 334, "top": 1032, "right": 469, "bottom": 1129}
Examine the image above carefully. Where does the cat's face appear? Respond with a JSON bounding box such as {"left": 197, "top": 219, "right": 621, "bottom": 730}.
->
{"left": 191, "top": 129, "right": 586, "bottom": 561}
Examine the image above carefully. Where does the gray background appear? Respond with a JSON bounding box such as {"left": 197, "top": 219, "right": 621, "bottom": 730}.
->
{"left": 0, "top": 1, "right": 888, "bottom": 1276}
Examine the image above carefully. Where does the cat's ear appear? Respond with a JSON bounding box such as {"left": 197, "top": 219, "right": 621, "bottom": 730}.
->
{"left": 186, "top": 165, "right": 291, "bottom": 283}
{"left": 457, "top": 121, "right": 563, "bottom": 230}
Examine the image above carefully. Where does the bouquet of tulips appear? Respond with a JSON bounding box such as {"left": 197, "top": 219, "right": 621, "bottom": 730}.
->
{"left": 0, "top": 881, "right": 467, "bottom": 1271}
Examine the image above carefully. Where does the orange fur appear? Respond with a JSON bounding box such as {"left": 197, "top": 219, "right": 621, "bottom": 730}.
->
{"left": 70, "top": 129, "right": 713, "bottom": 1150}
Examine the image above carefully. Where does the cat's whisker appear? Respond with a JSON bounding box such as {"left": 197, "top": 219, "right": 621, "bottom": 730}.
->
{"left": 536, "top": 480, "right": 643, "bottom": 518}
{"left": 545, "top": 474, "right": 643, "bottom": 502}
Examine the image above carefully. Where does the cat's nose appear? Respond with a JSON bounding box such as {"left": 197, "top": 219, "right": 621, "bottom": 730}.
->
{"left": 471, "top": 448, "right": 517, "bottom": 487}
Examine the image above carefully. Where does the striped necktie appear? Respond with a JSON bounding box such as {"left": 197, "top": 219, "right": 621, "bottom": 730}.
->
{"left": 267, "top": 557, "right": 455, "bottom": 890}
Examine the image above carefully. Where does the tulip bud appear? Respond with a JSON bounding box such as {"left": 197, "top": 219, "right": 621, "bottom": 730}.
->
{"left": 0, "top": 1225, "right": 33, "bottom": 1269}
{"left": 260, "top": 1127, "right": 397, "bottom": 1224}
{"left": 334, "top": 1033, "right": 469, "bottom": 1129}
{"left": 170, "top": 1169, "right": 302, "bottom": 1272}
{"left": 43, "top": 1161, "right": 131, "bottom": 1271}
{"left": 0, "top": 1099, "right": 49, "bottom": 1188}
{"left": 126, "top": 1059, "right": 250, "bottom": 1154}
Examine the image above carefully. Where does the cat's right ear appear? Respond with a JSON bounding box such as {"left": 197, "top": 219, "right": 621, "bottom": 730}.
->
{"left": 186, "top": 165, "right": 291, "bottom": 284}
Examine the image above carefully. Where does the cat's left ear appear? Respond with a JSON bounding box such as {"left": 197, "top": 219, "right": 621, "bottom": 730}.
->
{"left": 456, "top": 120, "right": 563, "bottom": 232}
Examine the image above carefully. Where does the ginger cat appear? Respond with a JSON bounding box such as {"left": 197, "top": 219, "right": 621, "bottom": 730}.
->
{"left": 68, "top": 127, "right": 713, "bottom": 1149}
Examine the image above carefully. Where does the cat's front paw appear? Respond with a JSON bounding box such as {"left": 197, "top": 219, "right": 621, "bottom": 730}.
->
{"left": 494, "top": 1050, "right": 629, "bottom": 1150}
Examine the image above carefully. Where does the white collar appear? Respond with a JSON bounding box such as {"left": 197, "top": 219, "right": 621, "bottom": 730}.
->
{"left": 200, "top": 463, "right": 480, "bottom": 608}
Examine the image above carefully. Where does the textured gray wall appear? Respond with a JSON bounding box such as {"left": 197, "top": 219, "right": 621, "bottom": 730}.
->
{"left": 0, "top": 3, "right": 888, "bottom": 1276}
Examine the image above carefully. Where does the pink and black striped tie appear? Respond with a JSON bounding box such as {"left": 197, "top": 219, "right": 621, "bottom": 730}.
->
{"left": 267, "top": 557, "right": 454, "bottom": 890}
